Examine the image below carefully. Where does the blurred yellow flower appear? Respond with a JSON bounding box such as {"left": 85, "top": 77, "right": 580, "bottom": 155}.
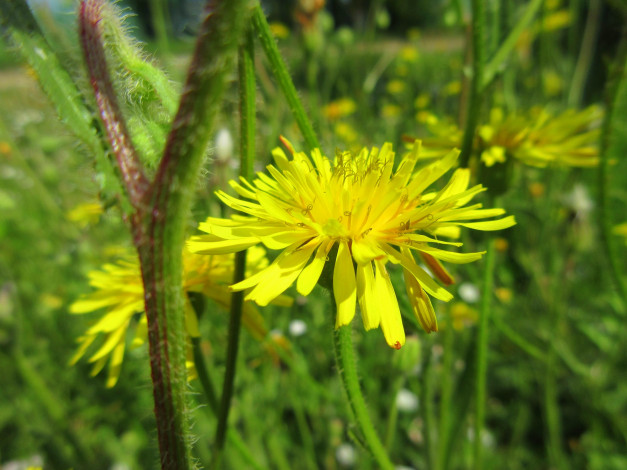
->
{"left": 382, "top": 104, "right": 402, "bottom": 118}
{"left": 66, "top": 201, "right": 103, "bottom": 227}
{"left": 495, "top": 287, "right": 513, "bottom": 303}
{"left": 269, "top": 22, "right": 290, "bottom": 39}
{"left": 334, "top": 122, "right": 360, "bottom": 147}
{"left": 414, "top": 93, "right": 430, "bottom": 109}
{"left": 0, "top": 141, "right": 11, "bottom": 156}
{"left": 443, "top": 80, "right": 461, "bottom": 96}
{"left": 528, "top": 182, "right": 545, "bottom": 198}
{"left": 418, "top": 106, "right": 602, "bottom": 167}
{"left": 70, "top": 246, "right": 289, "bottom": 387}
{"left": 323, "top": 98, "right": 357, "bottom": 121}
{"left": 543, "top": 70, "right": 564, "bottom": 97}
{"left": 447, "top": 302, "right": 478, "bottom": 330}
{"left": 399, "top": 46, "right": 419, "bottom": 63}
{"left": 494, "top": 237, "right": 509, "bottom": 253}
{"left": 386, "top": 79, "right": 407, "bottom": 95}
{"left": 613, "top": 223, "right": 627, "bottom": 245}
{"left": 188, "top": 139, "right": 515, "bottom": 348}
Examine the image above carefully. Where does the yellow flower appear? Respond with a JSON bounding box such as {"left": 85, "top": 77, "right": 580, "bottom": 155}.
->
{"left": 418, "top": 106, "right": 602, "bottom": 167}
{"left": 382, "top": 104, "right": 402, "bottom": 118}
{"left": 386, "top": 79, "right": 406, "bottom": 95}
{"left": 443, "top": 81, "right": 461, "bottom": 96}
{"left": 70, "top": 246, "right": 289, "bottom": 387}
{"left": 399, "top": 46, "right": 419, "bottom": 63}
{"left": 414, "top": 93, "right": 430, "bottom": 109}
{"left": 613, "top": 223, "right": 627, "bottom": 245}
{"left": 269, "top": 22, "right": 290, "bottom": 39}
{"left": 188, "top": 140, "right": 515, "bottom": 348}
{"left": 323, "top": 98, "right": 357, "bottom": 121}
{"left": 66, "top": 200, "right": 103, "bottom": 227}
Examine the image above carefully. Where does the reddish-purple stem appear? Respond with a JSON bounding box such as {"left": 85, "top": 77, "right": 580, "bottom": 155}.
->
{"left": 79, "top": 0, "right": 149, "bottom": 211}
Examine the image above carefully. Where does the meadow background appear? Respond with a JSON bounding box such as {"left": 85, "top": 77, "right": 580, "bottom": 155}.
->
{"left": 0, "top": 0, "right": 626, "bottom": 469}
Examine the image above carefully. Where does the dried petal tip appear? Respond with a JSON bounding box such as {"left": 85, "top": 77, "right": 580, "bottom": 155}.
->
{"left": 394, "top": 341, "right": 402, "bottom": 350}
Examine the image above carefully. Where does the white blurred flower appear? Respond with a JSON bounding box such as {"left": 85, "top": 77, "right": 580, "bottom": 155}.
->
{"left": 2, "top": 454, "right": 43, "bottom": 470}
{"left": 562, "top": 183, "right": 594, "bottom": 219}
{"left": 214, "top": 128, "right": 234, "bottom": 163}
{"left": 336, "top": 443, "right": 357, "bottom": 467}
{"left": 396, "top": 388, "right": 419, "bottom": 413}
{"left": 458, "top": 282, "right": 480, "bottom": 303}
{"left": 288, "top": 319, "right": 307, "bottom": 337}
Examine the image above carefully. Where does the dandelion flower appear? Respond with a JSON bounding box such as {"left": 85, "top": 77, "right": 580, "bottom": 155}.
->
{"left": 70, "top": 246, "right": 289, "bottom": 387}
{"left": 411, "top": 106, "right": 602, "bottom": 167}
{"left": 188, "top": 139, "right": 515, "bottom": 349}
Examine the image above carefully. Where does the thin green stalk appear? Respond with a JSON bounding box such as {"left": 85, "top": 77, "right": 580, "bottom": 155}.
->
{"left": 251, "top": 3, "right": 320, "bottom": 151}
{"left": 192, "top": 333, "right": 267, "bottom": 470}
{"left": 421, "top": 346, "right": 437, "bottom": 470}
{"left": 212, "top": 27, "right": 257, "bottom": 468}
{"left": 598, "top": 29, "right": 627, "bottom": 307}
{"left": 333, "top": 324, "right": 395, "bottom": 470}
{"left": 384, "top": 377, "right": 404, "bottom": 452}
{"left": 460, "top": 0, "right": 486, "bottom": 167}
{"left": 473, "top": 236, "right": 496, "bottom": 470}
{"left": 544, "top": 331, "right": 566, "bottom": 470}
{"left": 482, "top": 0, "right": 544, "bottom": 88}
{"left": 149, "top": 0, "right": 171, "bottom": 55}
{"left": 435, "top": 315, "right": 455, "bottom": 470}
{"left": 568, "top": 0, "right": 602, "bottom": 107}
{"left": 290, "top": 385, "right": 318, "bottom": 470}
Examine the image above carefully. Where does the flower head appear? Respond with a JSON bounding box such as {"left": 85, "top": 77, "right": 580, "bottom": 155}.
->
{"left": 413, "top": 106, "right": 602, "bottom": 168}
{"left": 188, "top": 140, "right": 515, "bottom": 348}
{"left": 70, "top": 246, "right": 288, "bottom": 387}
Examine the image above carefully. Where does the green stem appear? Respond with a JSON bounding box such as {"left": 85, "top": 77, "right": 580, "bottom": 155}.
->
{"left": 435, "top": 314, "right": 455, "bottom": 470}
{"left": 421, "top": 346, "right": 437, "bottom": 470}
{"left": 149, "top": 0, "right": 171, "bottom": 55}
{"left": 568, "top": 0, "right": 602, "bottom": 107}
{"left": 212, "top": 27, "right": 257, "bottom": 468}
{"left": 384, "top": 377, "right": 403, "bottom": 452}
{"left": 138, "top": 1, "right": 249, "bottom": 467}
{"left": 251, "top": 3, "right": 320, "bottom": 151}
{"left": 473, "top": 236, "right": 496, "bottom": 470}
{"left": 460, "top": 0, "right": 486, "bottom": 167}
{"left": 192, "top": 331, "right": 268, "bottom": 470}
{"left": 333, "top": 324, "right": 395, "bottom": 470}
{"left": 598, "top": 28, "right": 627, "bottom": 307}
{"left": 482, "top": 0, "right": 544, "bottom": 88}
{"left": 544, "top": 330, "right": 566, "bottom": 469}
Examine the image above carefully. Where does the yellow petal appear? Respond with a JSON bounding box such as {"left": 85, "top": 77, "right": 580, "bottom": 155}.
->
{"left": 381, "top": 244, "right": 453, "bottom": 301}
{"left": 333, "top": 241, "right": 357, "bottom": 327}
{"left": 88, "top": 323, "right": 128, "bottom": 363}
{"left": 458, "top": 216, "right": 516, "bottom": 231}
{"left": 356, "top": 261, "right": 380, "bottom": 330}
{"left": 105, "top": 341, "right": 125, "bottom": 388}
{"left": 297, "top": 241, "right": 331, "bottom": 296}
{"left": 246, "top": 243, "right": 316, "bottom": 306}
{"left": 374, "top": 259, "right": 405, "bottom": 349}
{"left": 403, "top": 268, "right": 438, "bottom": 332}
{"left": 187, "top": 234, "right": 259, "bottom": 254}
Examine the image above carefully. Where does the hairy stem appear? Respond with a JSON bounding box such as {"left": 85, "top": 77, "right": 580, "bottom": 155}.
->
{"left": 333, "top": 324, "right": 395, "bottom": 470}
{"left": 251, "top": 3, "right": 320, "bottom": 151}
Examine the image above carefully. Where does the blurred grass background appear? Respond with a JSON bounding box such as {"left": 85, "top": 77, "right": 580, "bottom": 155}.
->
{"left": 0, "top": 0, "right": 626, "bottom": 469}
